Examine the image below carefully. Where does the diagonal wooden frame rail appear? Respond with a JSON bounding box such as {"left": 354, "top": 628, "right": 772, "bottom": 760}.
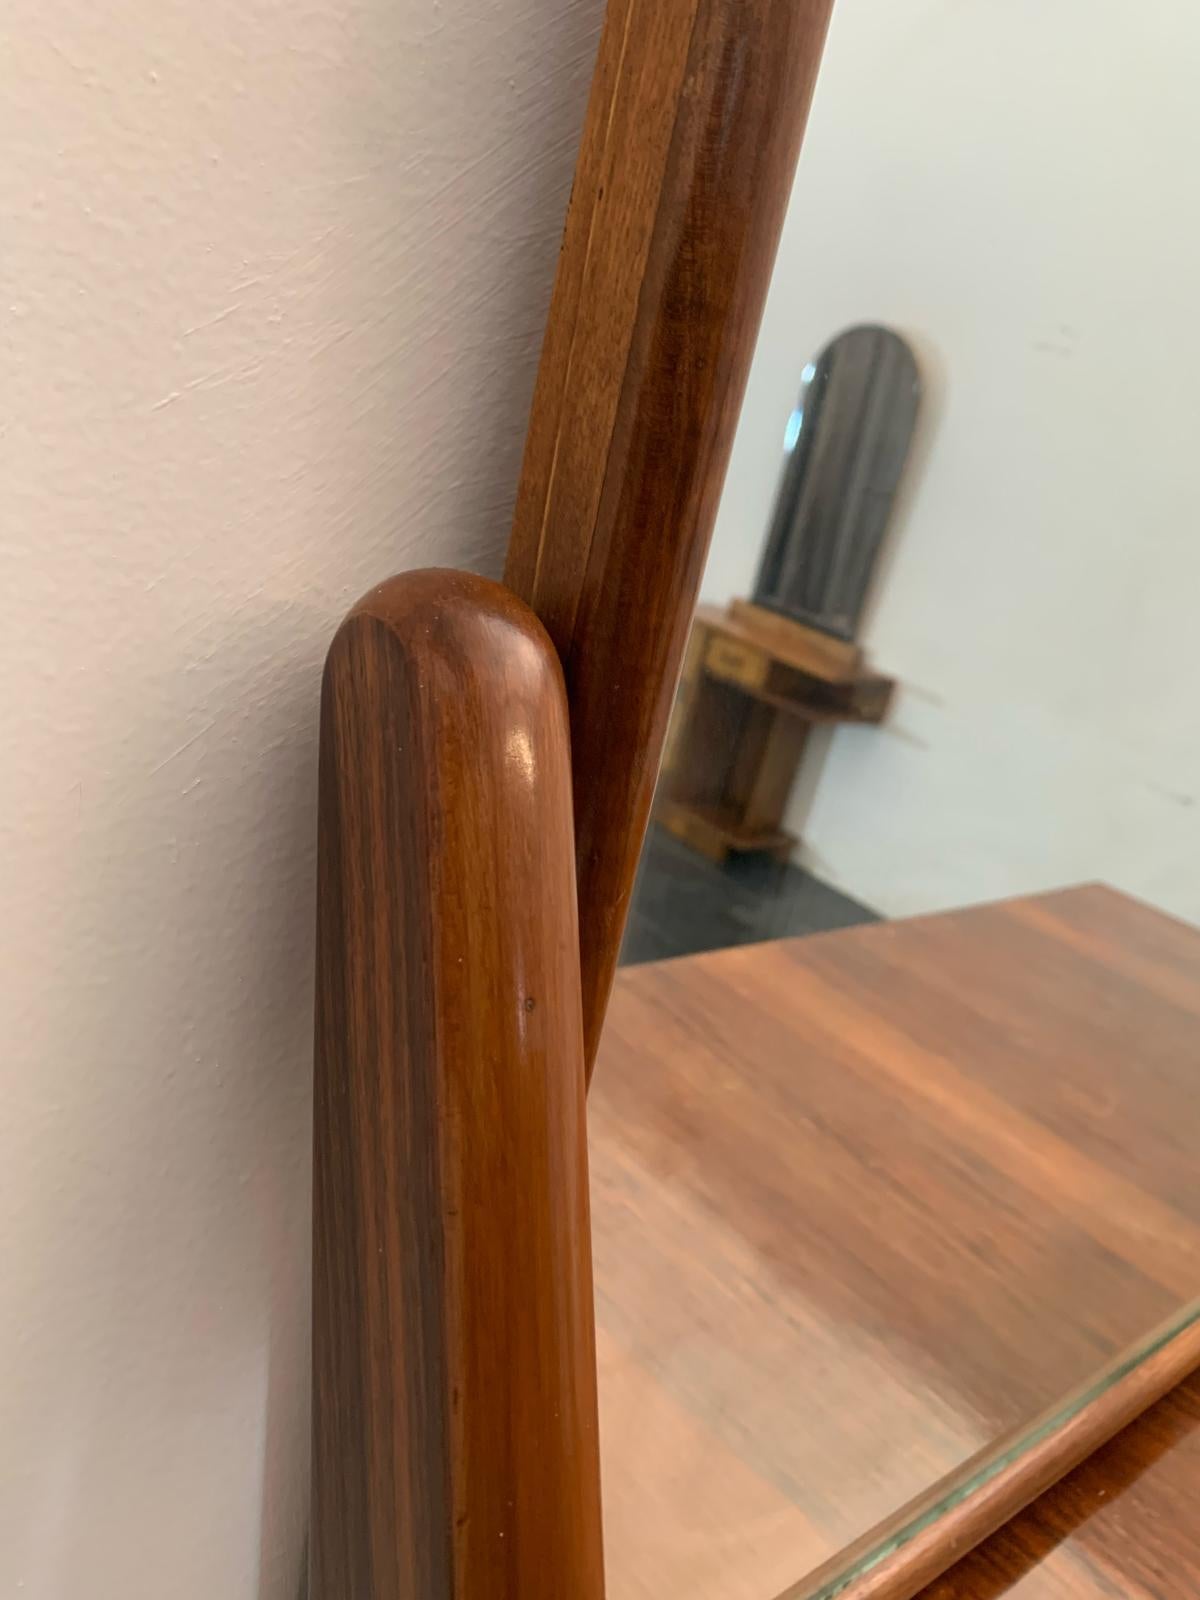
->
{"left": 506, "top": 0, "right": 836, "bottom": 1076}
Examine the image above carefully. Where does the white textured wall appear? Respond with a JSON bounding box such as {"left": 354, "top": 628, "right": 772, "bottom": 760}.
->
{"left": 705, "top": 0, "right": 1200, "bottom": 925}
{"left": 0, "top": 1, "right": 599, "bottom": 1593}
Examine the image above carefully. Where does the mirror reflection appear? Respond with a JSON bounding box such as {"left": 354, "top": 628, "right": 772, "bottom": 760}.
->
{"left": 593, "top": 6, "right": 1200, "bottom": 1598}
{"left": 755, "top": 323, "right": 919, "bottom": 642}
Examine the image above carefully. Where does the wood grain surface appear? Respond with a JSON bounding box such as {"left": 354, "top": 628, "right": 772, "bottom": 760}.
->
{"left": 312, "top": 571, "right": 603, "bottom": 1600}
{"left": 913, "top": 1368, "right": 1200, "bottom": 1598}
{"left": 505, "top": 0, "right": 835, "bottom": 1075}
{"left": 589, "top": 885, "right": 1200, "bottom": 1600}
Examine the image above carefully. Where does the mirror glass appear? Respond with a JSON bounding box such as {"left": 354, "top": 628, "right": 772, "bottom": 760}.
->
{"left": 754, "top": 323, "right": 919, "bottom": 641}
{"left": 590, "top": 7, "right": 1200, "bottom": 1599}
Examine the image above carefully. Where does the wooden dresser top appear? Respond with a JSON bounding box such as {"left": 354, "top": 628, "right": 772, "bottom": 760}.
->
{"left": 590, "top": 885, "right": 1200, "bottom": 1600}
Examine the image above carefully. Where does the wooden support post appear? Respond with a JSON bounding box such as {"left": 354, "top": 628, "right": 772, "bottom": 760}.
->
{"left": 311, "top": 570, "right": 604, "bottom": 1600}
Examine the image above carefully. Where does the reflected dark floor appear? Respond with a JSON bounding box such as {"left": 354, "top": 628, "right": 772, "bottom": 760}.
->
{"left": 619, "top": 822, "right": 880, "bottom": 967}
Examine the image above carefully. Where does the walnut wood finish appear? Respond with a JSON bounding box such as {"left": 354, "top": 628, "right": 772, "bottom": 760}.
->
{"left": 505, "top": 0, "right": 835, "bottom": 1073}
{"left": 589, "top": 885, "right": 1200, "bottom": 1600}
{"left": 311, "top": 571, "right": 603, "bottom": 1600}
{"left": 914, "top": 1368, "right": 1200, "bottom": 1598}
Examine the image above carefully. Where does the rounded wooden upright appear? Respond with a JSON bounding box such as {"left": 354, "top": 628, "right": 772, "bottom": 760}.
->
{"left": 311, "top": 569, "right": 603, "bottom": 1600}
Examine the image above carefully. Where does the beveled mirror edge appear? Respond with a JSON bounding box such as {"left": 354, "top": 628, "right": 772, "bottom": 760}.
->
{"left": 779, "top": 1294, "right": 1200, "bottom": 1600}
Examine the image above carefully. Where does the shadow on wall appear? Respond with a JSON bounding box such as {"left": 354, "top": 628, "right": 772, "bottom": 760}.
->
{"left": 331, "top": 0, "right": 608, "bottom": 594}
{"left": 30, "top": 597, "right": 322, "bottom": 1599}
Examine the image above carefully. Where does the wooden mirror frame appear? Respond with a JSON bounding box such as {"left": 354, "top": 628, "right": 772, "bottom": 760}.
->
{"left": 309, "top": 4, "right": 1200, "bottom": 1597}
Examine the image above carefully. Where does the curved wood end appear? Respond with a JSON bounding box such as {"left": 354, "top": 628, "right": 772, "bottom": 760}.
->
{"left": 312, "top": 569, "right": 603, "bottom": 1600}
